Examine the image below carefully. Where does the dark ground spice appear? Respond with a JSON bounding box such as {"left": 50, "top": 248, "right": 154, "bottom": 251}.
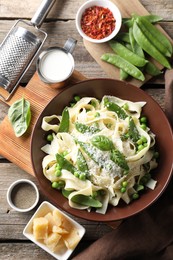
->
{"left": 11, "top": 183, "right": 37, "bottom": 209}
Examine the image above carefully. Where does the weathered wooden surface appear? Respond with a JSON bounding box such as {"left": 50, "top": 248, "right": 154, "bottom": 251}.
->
{"left": 0, "top": 0, "right": 172, "bottom": 259}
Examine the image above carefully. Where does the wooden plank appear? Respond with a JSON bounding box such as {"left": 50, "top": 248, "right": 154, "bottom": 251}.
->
{"left": 0, "top": 242, "right": 88, "bottom": 259}
{"left": 0, "top": 0, "right": 173, "bottom": 20}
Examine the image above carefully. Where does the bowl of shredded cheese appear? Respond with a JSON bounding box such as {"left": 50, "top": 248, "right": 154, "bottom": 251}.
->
{"left": 75, "top": 0, "right": 122, "bottom": 43}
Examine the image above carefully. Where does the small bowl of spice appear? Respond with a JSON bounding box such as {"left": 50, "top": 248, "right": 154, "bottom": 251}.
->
{"left": 7, "top": 179, "right": 39, "bottom": 212}
{"left": 75, "top": 0, "right": 122, "bottom": 43}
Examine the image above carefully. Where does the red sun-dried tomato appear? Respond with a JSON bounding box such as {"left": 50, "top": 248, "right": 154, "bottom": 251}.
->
{"left": 81, "top": 6, "right": 116, "bottom": 40}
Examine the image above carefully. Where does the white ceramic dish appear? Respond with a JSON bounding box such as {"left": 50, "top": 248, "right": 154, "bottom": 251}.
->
{"left": 23, "top": 201, "right": 86, "bottom": 260}
{"left": 6, "top": 179, "right": 39, "bottom": 212}
{"left": 75, "top": 0, "right": 122, "bottom": 43}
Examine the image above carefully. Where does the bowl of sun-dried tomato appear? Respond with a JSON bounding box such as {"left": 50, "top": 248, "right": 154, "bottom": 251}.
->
{"left": 75, "top": 0, "right": 122, "bottom": 43}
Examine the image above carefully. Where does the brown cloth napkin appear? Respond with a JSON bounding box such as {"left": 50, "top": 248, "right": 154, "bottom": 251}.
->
{"left": 72, "top": 70, "right": 173, "bottom": 260}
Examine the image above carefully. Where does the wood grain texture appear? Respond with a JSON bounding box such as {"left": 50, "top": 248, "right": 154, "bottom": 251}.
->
{"left": 0, "top": 71, "right": 86, "bottom": 175}
{"left": 0, "top": 0, "right": 172, "bottom": 258}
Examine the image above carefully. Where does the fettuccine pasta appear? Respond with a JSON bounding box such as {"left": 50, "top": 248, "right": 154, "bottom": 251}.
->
{"left": 41, "top": 95, "right": 158, "bottom": 214}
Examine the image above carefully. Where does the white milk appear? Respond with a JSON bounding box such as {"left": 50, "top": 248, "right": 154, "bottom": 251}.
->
{"left": 39, "top": 49, "right": 74, "bottom": 82}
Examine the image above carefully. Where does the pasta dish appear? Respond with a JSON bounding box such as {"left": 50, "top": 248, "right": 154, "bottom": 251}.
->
{"left": 41, "top": 95, "right": 158, "bottom": 214}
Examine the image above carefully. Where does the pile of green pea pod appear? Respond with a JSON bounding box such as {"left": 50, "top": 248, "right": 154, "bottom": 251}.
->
{"left": 101, "top": 14, "right": 173, "bottom": 81}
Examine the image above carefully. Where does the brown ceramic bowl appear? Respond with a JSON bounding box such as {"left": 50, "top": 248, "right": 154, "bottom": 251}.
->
{"left": 31, "top": 79, "right": 173, "bottom": 222}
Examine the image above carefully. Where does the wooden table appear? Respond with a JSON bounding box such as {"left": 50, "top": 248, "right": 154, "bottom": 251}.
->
{"left": 0, "top": 0, "right": 172, "bottom": 259}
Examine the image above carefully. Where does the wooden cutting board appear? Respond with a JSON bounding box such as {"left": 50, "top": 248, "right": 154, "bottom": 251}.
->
{"left": 0, "top": 71, "right": 86, "bottom": 175}
{"left": 0, "top": 0, "right": 172, "bottom": 176}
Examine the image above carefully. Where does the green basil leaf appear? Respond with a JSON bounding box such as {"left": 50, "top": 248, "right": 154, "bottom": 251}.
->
{"left": 91, "top": 135, "right": 114, "bottom": 151}
{"left": 8, "top": 97, "right": 31, "bottom": 137}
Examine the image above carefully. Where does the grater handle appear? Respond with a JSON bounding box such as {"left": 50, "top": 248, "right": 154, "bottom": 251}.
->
{"left": 31, "top": 0, "right": 56, "bottom": 28}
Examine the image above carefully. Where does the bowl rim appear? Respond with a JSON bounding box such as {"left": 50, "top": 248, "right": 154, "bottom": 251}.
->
{"left": 30, "top": 78, "right": 173, "bottom": 222}
{"left": 6, "top": 179, "right": 39, "bottom": 212}
{"left": 75, "top": 0, "right": 122, "bottom": 43}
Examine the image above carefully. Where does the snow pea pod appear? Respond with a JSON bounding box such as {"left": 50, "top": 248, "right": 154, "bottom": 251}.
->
{"left": 62, "top": 189, "right": 72, "bottom": 198}
{"left": 56, "top": 153, "right": 76, "bottom": 174}
{"left": 71, "top": 194, "right": 102, "bottom": 208}
{"left": 123, "top": 14, "right": 163, "bottom": 28}
{"left": 115, "top": 32, "right": 130, "bottom": 43}
{"left": 128, "top": 117, "right": 140, "bottom": 143}
{"left": 109, "top": 41, "right": 148, "bottom": 67}
{"left": 75, "top": 122, "right": 100, "bottom": 134}
{"left": 56, "top": 153, "right": 87, "bottom": 180}
{"left": 110, "top": 149, "right": 129, "bottom": 172}
{"left": 133, "top": 21, "right": 171, "bottom": 69}
{"left": 76, "top": 149, "right": 88, "bottom": 172}
{"left": 135, "top": 16, "right": 172, "bottom": 57}
{"left": 120, "top": 69, "right": 129, "bottom": 80}
{"left": 129, "top": 27, "right": 145, "bottom": 58}
{"left": 78, "top": 141, "right": 104, "bottom": 167}
{"left": 101, "top": 53, "right": 145, "bottom": 81}
{"left": 145, "top": 61, "right": 162, "bottom": 76}
{"left": 91, "top": 135, "right": 114, "bottom": 151}
{"left": 58, "top": 107, "right": 69, "bottom": 133}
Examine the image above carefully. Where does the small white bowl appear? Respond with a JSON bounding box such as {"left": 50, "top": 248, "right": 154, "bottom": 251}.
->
{"left": 7, "top": 179, "right": 39, "bottom": 213}
{"left": 76, "top": 0, "right": 122, "bottom": 43}
{"left": 23, "top": 201, "right": 86, "bottom": 260}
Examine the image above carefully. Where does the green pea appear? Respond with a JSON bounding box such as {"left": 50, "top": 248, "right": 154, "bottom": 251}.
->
{"left": 55, "top": 164, "right": 61, "bottom": 170}
{"left": 141, "top": 123, "right": 147, "bottom": 130}
{"left": 137, "top": 139, "right": 143, "bottom": 145}
{"left": 79, "top": 173, "right": 86, "bottom": 181}
{"left": 138, "top": 144, "right": 144, "bottom": 151}
{"left": 74, "top": 171, "right": 79, "bottom": 178}
{"left": 122, "top": 181, "right": 128, "bottom": 188}
{"left": 141, "top": 136, "right": 147, "bottom": 143}
{"left": 120, "top": 187, "right": 126, "bottom": 193}
{"left": 74, "top": 95, "right": 80, "bottom": 102}
{"left": 132, "top": 193, "right": 139, "bottom": 200}
{"left": 47, "top": 134, "right": 53, "bottom": 142}
{"left": 137, "top": 136, "right": 147, "bottom": 145}
{"left": 140, "top": 116, "right": 147, "bottom": 124}
{"left": 55, "top": 169, "right": 62, "bottom": 177}
{"left": 52, "top": 182, "right": 59, "bottom": 189}
{"left": 123, "top": 103, "right": 129, "bottom": 110}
